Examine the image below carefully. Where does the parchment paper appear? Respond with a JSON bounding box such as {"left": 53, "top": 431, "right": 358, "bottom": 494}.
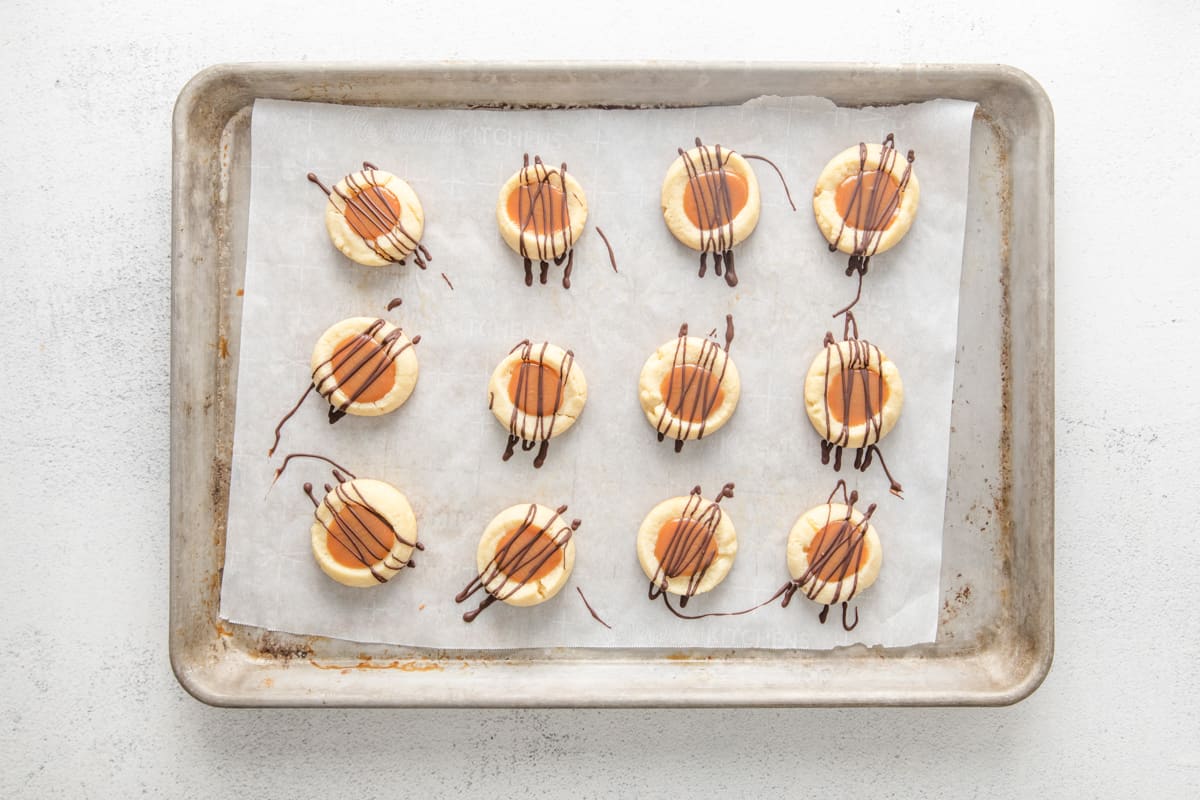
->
{"left": 220, "top": 96, "right": 976, "bottom": 648}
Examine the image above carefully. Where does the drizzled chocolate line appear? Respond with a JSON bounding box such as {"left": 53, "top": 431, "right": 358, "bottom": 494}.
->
{"left": 308, "top": 163, "right": 432, "bottom": 268}
{"left": 440, "top": 272, "right": 454, "bottom": 290}
{"left": 655, "top": 315, "right": 734, "bottom": 452}
{"left": 827, "top": 133, "right": 915, "bottom": 277}
{"left": 501, "top": 340, "right": 575, "bottom": 469}
{"left": 456, "top": 504, "right": 580, "bottom": 622}
{"left": 648, "top": 483, "right": 734, "bottom": 608}
{"left": 278, "top": 453, "right": 424, "bottom": 583}
{"left": 576, "top": 587, "right": 612, "bottom": 629}
{"left": 516, "top": 154, "right": 575, "bottom": 289}
{"left": 268, "top": 316, "right": 420, "bottom": 456}
{"left": 741, "top": 153, "right": 797, "bottom": 211}
{"left": 386, "top": 297, "right": 403, "bottom": 311}
{"left": 595, "top": 226, "right": 618, "bottom": 273}
{"left": 679, "top": 138, "right": 739, "bottom": 287}
{"left": 818, "top": 312, "right": 903, "bottom": 497}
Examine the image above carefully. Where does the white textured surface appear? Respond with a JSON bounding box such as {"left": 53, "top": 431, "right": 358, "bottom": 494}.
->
{"left": 2, "top": 0, "right": 1198, "bottom": 796}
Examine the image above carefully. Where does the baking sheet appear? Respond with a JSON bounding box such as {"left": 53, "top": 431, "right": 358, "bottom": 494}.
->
{"left": 219, "top": 95, "right": 976, "bottom": 649}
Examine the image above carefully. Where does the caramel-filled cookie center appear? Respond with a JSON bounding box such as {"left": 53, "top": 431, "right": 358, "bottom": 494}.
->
{"left": 826, "top": 368, "right": 888, "bottom": 427}
{"left": 805, "top": 521, "right": 868, "bottom": 583}
{"left": 328, "top": 502, "right": 396, "bottom": 569}
{"left": 508, "top": 182, "right": 567, "bottom": 237}
{"left": 332, "top": 334, "right": 397, "bottom": 404}
{"left": 655, "top": 517, "right": 718, "bottom": 578}
{"left": 835, "top": 170, "right": 901, "bottom": 231}
{"left": 344, "top": 184, "right": 402, "bottom": 240}
{"left": 496, "top": 525, "right": 563, "bottom": 583}
{"left": 661, "top": 363, "right": 724, "bottom": 423}
{"left": 508, "top": 360, "right": 563, "bottom": 416}
{"left": 683, "top": 169, "right": 748, "bottom": 229}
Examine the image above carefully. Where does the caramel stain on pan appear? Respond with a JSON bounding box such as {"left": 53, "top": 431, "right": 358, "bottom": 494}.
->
{"left": 261, "top": 677, "right": 274, "bottom": 688}
{"left": 236, "top": 288, "right": 244, "bottom": 297}
{"left": 308, "top": 658, "right": 443, "bottom": 672}
{"left": 218, "top": 336, "right": 229, "bottom": 359}
{"left": 214, "top": 621, "right": 234, "bottom": 638}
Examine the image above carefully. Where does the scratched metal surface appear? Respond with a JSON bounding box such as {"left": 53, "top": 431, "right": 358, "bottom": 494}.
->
{"left": 169, "top": 62, "right": 1053, "bottom": 707}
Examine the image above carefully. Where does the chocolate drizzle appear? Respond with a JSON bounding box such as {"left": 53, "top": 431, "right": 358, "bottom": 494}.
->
{"left": 501, "top": 340, "right": 575, "bottom": 469}
{"left": 594, "top": 226, "right": 619, "bottom": 273}
{"left": 679, "top": 138, "right": 740, "bottom": 287}
{"left": 654, "top": 315, "right": 734, "bottom": 452}
{"left": 308, "top": 162, "right": 431, "bottom": 268}
{"left": 268, "top": 314, "right": 419, "bottom": 457}
{"left": 817, "top": 312, "right": 903, "bottom": 497}
{"left": 514, "top": 154, "right": 576, "bottom": 289}
{"left": 278, "top": 453, "right": 424, "bottom": 583}
{"left": 648, "top": 483, "right": 734, "bottom": 609}
{"left": 826, "top": 134, "right": 915, "bottom": 312}
{"left": 576, "top": 587, "right": 612, "bottom": 629}
{"left": 456, "top": 504, "right": 580, "bottom": 622}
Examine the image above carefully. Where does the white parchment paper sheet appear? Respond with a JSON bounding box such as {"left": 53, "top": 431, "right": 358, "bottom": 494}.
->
{"left": 219, "top": 96, "right": 976, "bottom": 648}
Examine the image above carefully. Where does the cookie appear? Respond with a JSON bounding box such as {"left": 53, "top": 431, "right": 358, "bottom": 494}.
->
{"left": 786, "top": 500, "right": 882, "bottom": 606}
{"left": 662, "top": 141, "right": 762, "bottom": 254}
{"left": 456, "top": 503, "right": 580, "bottom": 621}
{"left": 489, "top": 340, "right": 586, "bottom": 467}
{"left": 310, "top": 477, "right": 419, "bottom": 588}
{"left": 803, "top": 335, "right": 903, "bottom": 451}
{"left": 309, "top": 163, "right": 428, "bottom": 268}
{"left": 812, "top": 134, "right": 919, "bottom": 259}
{"left": 311, "top": 316, "right": 419, "bottom": 419}
{"left": 496, "top": 155, "right": 588, "bottom": 287}
{"left": 638, "top": 318, "right": 740, "bottom": 449}
{"left": 637, "top": 484, "right": 737, "bottom": 601}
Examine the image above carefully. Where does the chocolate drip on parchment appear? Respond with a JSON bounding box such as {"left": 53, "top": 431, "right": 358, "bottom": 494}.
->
{"left": 654, "top": 315, "right": 734, "bottom": 452}
{"left": 456, "top": 504, "right": 580, "bottom": 622}
{"left": 595, "top": 226, "right": 619, "bottom": 273}
{"left": 576, "top": 587, "right": 612, "bottom": 629}
{"left": 279, "top": 453, "right": 424, "bottom": 583}
{"left": 268, "top": 312, "right": 420, "bottom": 457}
{"left": 817, "top": 311, "right": 903, "bottom": 497}
{"left": 648, "top": 483, "right": 734, "bottom": 610}
{"left": 515, "top": 154, "right": 576, "bottom": 289}
{"left": 501, "top": 339, "right": 575, "bottom": 469}
{"left": 827, "top": 134, "right": 915, "bottom": 314}
{"left": 308, "top": 162, "right": 432, "bottom": 268}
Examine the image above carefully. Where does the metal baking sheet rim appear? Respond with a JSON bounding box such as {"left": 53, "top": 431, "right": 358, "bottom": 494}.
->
{"left": 169, "top": 61, "right": 1054, "bottom": 708}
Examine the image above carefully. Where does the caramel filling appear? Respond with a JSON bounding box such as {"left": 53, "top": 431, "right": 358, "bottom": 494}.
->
{"left": 826, "top": 368, "right": 888, "bottom": 427}
{"left": 654, "top": 517, "right": 718, "bottom": 579}
{"left": 683, "top": 169, "right": 749, "bottom": 229}
{"left": 507, "top": 182, "right": 567, "bottom": 237}
{"left": 805, "top": 521, "right": 868, "bottom": 583}
{"left": 508, "top": 360, "right": 562, "bottom": 416}
{"left": 661, "top": 364, "right": 724, "bottom": 423}
{"left": 344, "top": 184, "right": 401, "bottom": 240}
{"left": 328, "top": 502, "right": 396, "bottom": 569}
{"left": 496, "top": 525, "right": 563, "bottom": 583}
{"left": 332, "top": 334, "right": 396, "bottom": 404}
{"left": 834, "top": 170, "right": 901, "bottom": 231}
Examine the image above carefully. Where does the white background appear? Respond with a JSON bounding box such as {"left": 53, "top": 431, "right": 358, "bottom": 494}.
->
{"left": 1, "top": 1, "right": 1197, "bottom": 796}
